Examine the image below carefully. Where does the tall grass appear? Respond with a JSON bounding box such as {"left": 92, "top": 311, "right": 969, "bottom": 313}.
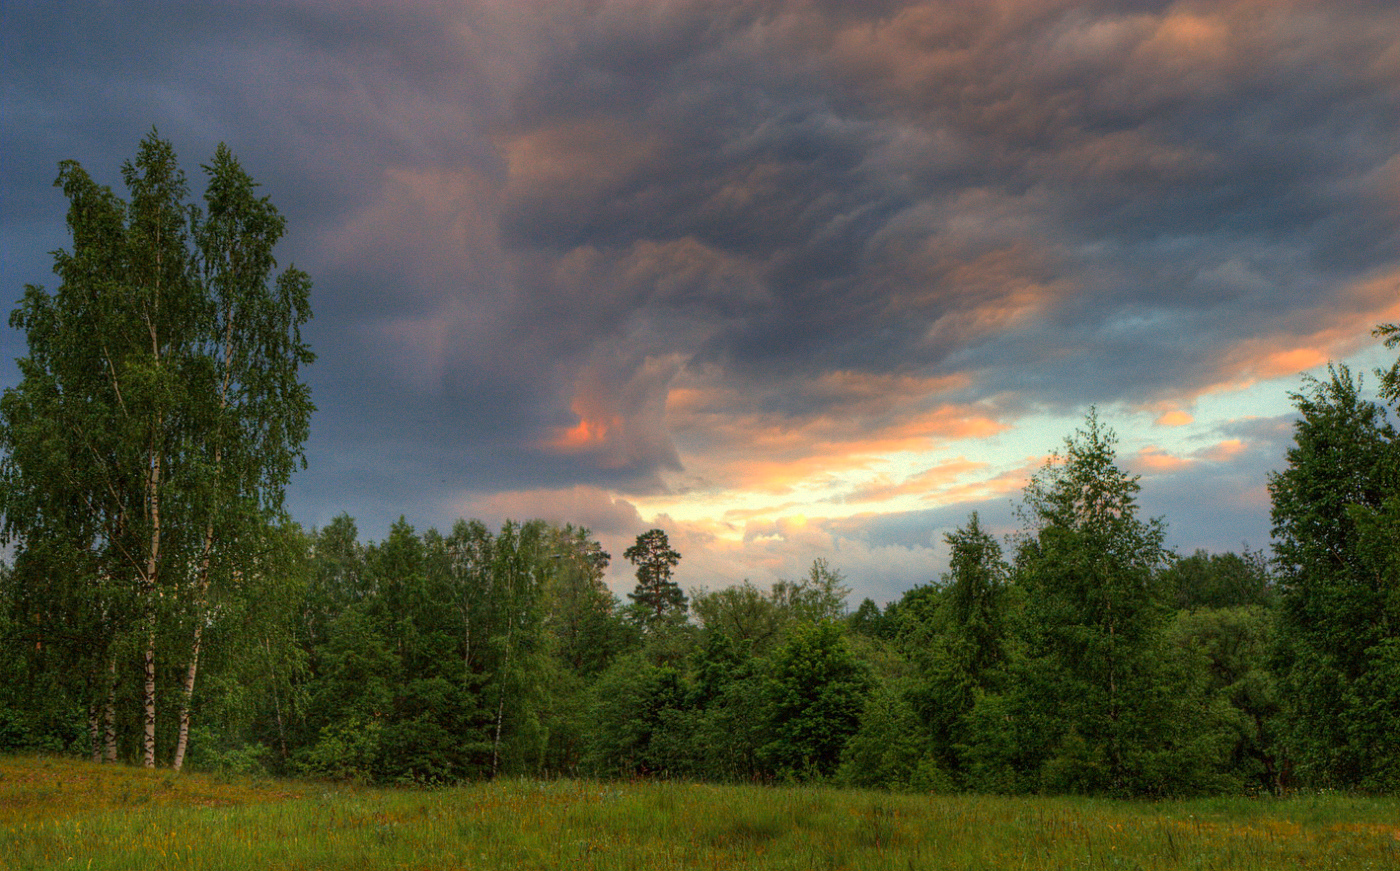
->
{"left": 2, "top": 755, "right": 1397, "bottom": 870}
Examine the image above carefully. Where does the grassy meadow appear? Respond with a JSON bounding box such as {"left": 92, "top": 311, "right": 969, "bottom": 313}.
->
{"left": 1, "top": 755, "right": 1397, "bottom": 870}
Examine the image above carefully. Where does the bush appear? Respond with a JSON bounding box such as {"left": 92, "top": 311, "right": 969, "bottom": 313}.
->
{"left": 294, "top": 717, "right": 385, "bottom": 783}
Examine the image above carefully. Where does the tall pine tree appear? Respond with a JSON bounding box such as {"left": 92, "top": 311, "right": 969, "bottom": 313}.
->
{"left": 625, "top": 529, "right": 685, "bottom": 626}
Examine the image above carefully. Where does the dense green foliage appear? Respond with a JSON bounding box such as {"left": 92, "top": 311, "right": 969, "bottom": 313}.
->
{"left": 0, "top": 132, "right": 313, "bottom": 770}
{"left": 2, "top": 137, "right": 1397, "bottom": 797}
{"left": 1268, "top": 365, "right": 1400, "bottom": 791}
{"left": 1005, "top": 413, "right": 1194, "bottom": 795}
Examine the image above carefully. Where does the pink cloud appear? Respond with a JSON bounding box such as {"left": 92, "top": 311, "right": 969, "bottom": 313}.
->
{"left": 1156, "top": 410, "right": 1194, "bottom": 427}
{"left": 1200, "top": 439, "right": 1248, "bottom": 463}
{"left": 1135, "top": 446, "right": 1192, "bottom": 473}
{"left": 845, "top": 457, "right": 990, "bottom": 504}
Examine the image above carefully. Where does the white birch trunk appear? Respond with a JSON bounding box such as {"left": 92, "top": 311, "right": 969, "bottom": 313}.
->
{"left": 143, "top": 625, "right": 157, "bottom": 768}
{"left": 173, "top": 519, "right": 218, "bottom": 773}
{"left": 171, "top": 619, "right": 204, "bottom": 772}
{"left": 141, "top": 220, "right": 166, "bottom": 770}
{"left": 104, "top": 654, "right": 118, "bottom": 763}
{"left": 264, "top": 635, "right": 289, "bottom": 760}
{"left": 89, "top": 702, "right": 101, "bottom": 763}
{"left": 142, "top": 440, "right": 162, "bottom": 769}
{"left": 172, "top": 312, "right": 236, "bottom": 773}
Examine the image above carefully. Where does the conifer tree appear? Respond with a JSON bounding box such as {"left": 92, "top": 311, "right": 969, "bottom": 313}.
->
{"left": 625, "top": 529, "right": 685, "bottom": 625}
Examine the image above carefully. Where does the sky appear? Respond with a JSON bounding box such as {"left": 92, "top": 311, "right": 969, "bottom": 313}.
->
{"left": 2, "top": 1, "right": 1397, "bottom": 605}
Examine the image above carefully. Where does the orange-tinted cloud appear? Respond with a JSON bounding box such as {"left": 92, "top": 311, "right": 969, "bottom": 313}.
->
{"left": 547, "top": 235, "right": 766, "bottom": 317}
{"left": 669, "top": 389, "right": 1009, "bottom": 496}
{"left": 1128, "top": 436, "right": 1257, "bottom": 479}
{"left": 1184, "top": 267, "right": 1400, "bottom": 400}
{"left": 845, "top": 457, "right": 990, "bottom": 504}
{"left": 722, "top": 501, "right": 809, "bottom": 523}
{"left": 1156, "top": 410, "right": 1194, "bottom": 427}
{"left": 1201, "top": 439, "right": 1248, "bottom": 463}
{"left": 924, "top": 247, "right": 1077, "bottom": 346}
{"left": 660, "top": 355, "right": 1012, "bottom": 496}
{"left": 501, "top": 118, "right": 663, "bottom": 203}
{"left": 1136, "top": 446, "right": 1192, "bottom": 473}
{"left": 1132, "top": 11, "right": 1232, "bottom": 75}
{"left": 552, "top": 404, "right": 620, "bottom": 452}
{"left": 1032, "top": 129, "right": 1214, "bottom": 188}
{"left": 805, "top": 370, "right": 973, "bottom": 413}
{"left": 545, "top": 355, "right": 684, "bottom": 472}
{"left": 449, "top": 486, "right": 645, "bottom": 537}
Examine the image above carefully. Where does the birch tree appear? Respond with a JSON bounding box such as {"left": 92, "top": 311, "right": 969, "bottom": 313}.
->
{"left": 0, "top": 131, "right": 312, "bottom": 768}
{"left": 171, "top": 145, "right": 314, "bottom": 771}
{"left": 1269, "top": 364, "right": 1400, "bottom": 789}
{"left": 1, "top": 140, "right": 192, "bottom": 765}
{"left": 1010, "top": 410, "right": 1184, "bottom": 795}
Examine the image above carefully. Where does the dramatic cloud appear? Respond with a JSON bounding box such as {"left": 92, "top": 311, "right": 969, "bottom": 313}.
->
{"left": 3, "top": 0, "right": 1396, "bottom": 601}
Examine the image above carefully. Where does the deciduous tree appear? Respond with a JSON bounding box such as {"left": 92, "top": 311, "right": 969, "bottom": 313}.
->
{"left": 1006, "top": 410, "right": 1212, "bottom": 795}
{"left": 0, "top": 132, "right": 312, "bottom": 768}
{"left": 761, "top": 620, "right": 869, "bottom": 778}
{"left": 1269, "top": 364, "right": 1399, "bottom": 789}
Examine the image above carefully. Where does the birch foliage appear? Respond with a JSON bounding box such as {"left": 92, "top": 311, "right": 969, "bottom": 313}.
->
{"left": 0, "top": 132, "right": 313, "bottom": 766}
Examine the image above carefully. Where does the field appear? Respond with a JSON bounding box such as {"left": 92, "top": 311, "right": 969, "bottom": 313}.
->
{"left": 1, "top": 756, "right": 1397, "bottom": 870}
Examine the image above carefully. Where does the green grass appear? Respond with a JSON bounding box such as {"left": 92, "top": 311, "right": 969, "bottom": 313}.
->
{"left": 2, "top": 755, "right": 1397, "bottom": 870}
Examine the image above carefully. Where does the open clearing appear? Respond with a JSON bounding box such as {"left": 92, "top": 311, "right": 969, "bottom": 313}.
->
{"left": 2, "top": 755, "right": 1397, "bottom": 870}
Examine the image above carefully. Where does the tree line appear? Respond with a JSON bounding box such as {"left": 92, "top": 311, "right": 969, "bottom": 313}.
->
{"left": 1, "top": 135, "right": 1397, "bottom": 795}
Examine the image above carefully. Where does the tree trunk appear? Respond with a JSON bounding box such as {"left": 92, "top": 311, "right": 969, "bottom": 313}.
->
{"left": 90, "top": 652, "right": 118, "bottom": 763}
{"left": 141, "top": 420, "right": 163, "bottom": 769}
{"left": 264, "top": 635, "right": 289, "bottom": 760}
{"left": 490, "top": 560, "right": 518, "bottom": 779}
{"left": 173, "top": 519, "right": 219, "bottom": 774}
{"left": 171, "top": 620, "right": 203, "bottom": 772}
{"left": 104, "top": 654, "right": 118, "bottom": 763}
{"left": 491, "top": 619, "right": 512, "bottom": 778}
{"left": 172, "top": 323, "right": 234, "bottom": 774}
{"left": 491, "top": 690, "right": 507, "bottom": 778}
{"left": 89, "top": 701, "right": 101, "bottom": 763}
{"left": 143, "top": 624, "right": 157, "bottom": 768}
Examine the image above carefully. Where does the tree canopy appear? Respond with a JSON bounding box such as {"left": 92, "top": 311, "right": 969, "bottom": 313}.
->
{"left": 1269, "top": 365, "right": 1400, "bottom": 789}
{"left": 0, "top": 131, "right": 313, "bottom": 769}
{"left": 624, "top": 528, "right": 686, "bottom": 626}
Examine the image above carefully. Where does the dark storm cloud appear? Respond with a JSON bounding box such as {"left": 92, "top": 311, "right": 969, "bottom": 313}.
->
{"left": 3, "top": 0, "right": 1397, "bottom": 543}
{"left": 488, "top": 0, "right": 1399, "bottom": 419}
